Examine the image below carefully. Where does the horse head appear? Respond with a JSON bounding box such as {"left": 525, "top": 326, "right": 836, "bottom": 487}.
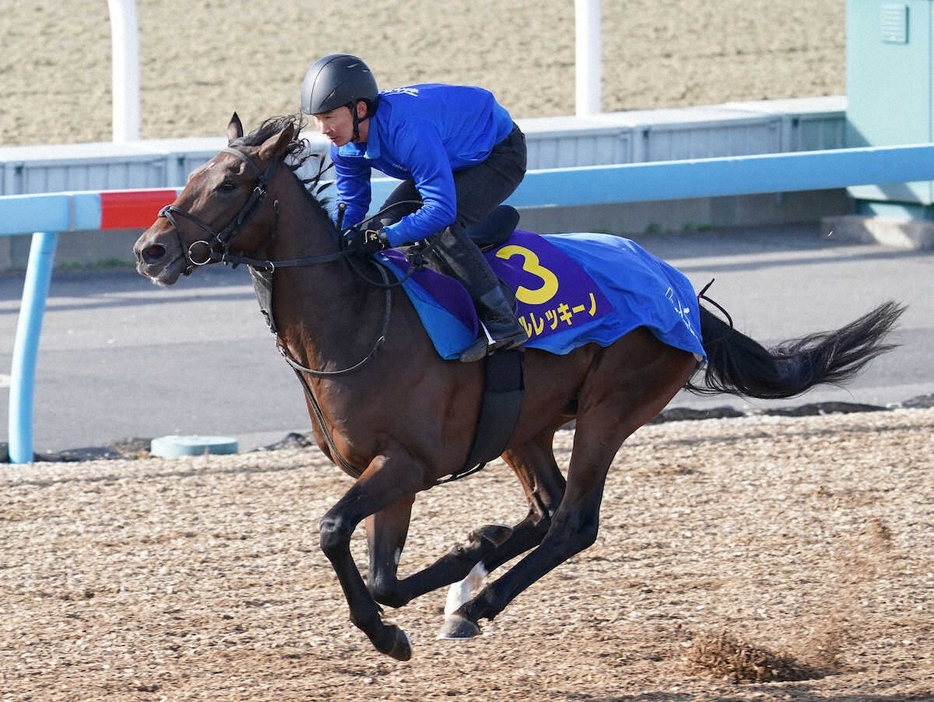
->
{"left": 134, "top": 113, "right": 297, "bottom": 285}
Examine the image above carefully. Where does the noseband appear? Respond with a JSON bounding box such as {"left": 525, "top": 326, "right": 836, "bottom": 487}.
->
{"left": 158, "top": 147, "right": 278, "bottom": 272}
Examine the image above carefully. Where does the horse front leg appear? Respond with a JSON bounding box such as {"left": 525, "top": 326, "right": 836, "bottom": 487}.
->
{"left": 319, "top": 452, "right": 425, "bottom": 661}
{"left": 365, "top": 499, "right": 414, "bottom": 609}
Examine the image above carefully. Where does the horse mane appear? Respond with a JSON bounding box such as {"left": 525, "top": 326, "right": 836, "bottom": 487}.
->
{"left": 231, "top": 114, "right": 333, "bottom": 213}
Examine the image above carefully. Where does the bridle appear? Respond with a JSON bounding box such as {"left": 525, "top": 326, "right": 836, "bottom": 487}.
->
{"left": 157, "top": 142, "right": 396, "bottom": 477}
{"left": 159, "top": 145, "right": 429, "bottom": 282}
{"left": 159, "top": 145, "right": 367, "bottom": 274}
{"left": 158, "top": 146, "right": 284, "bottom": 274}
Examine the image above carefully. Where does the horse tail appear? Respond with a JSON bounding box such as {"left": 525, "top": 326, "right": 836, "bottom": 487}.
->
{"left": 686, "top": 300, "right": 905, "bottom": 400}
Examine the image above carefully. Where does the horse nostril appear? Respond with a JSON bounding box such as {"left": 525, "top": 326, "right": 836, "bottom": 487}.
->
{"left": 142, "top": 244, "right": 166, "bottom": 264}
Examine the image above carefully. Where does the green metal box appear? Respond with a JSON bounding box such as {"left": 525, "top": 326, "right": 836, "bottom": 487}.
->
{"left": 846, "top": 0, "right": 934, "bottom": 210}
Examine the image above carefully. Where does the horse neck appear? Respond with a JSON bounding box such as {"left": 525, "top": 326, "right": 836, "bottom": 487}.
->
{"left": 263, "top": 169, "right": 384, "bottom": 368}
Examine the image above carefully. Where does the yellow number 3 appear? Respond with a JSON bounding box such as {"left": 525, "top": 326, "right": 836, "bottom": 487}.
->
{"left": 495, "top": 245, "right": 560, "bottom": 305}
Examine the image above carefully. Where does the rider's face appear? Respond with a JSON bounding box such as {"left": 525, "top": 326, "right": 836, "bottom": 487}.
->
{"left": 313, "top": 103, "right": 367, "bottom": 146}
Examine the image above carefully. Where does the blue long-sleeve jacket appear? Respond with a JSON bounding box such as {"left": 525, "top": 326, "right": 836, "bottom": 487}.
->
{"left": 331, "top": 84, "right": 514, "bottom": 247}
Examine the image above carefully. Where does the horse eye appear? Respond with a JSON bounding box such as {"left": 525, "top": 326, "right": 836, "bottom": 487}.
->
{"left": 217, "top": 179, "right": 237, "bottom": 193}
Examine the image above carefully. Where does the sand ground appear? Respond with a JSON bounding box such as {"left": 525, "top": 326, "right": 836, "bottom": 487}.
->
{"left": 0, "top": 0, "right": 845, "bottom": 146}
{"left": 8, "top": 6, "right": 930, "bottom": 701}
{"left": 2, "top": 409, "right": 932, "bottom": 700}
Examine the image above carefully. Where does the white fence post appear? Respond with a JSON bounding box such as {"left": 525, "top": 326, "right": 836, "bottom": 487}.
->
{"left": 108, "top": 0, "right": 140, "bottom": 142}
{"left": 575, "top": 0, "right": 602, "bottom": 116}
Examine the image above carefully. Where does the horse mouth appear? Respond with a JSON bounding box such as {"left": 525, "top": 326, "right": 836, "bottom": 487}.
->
{"left": 135, "top": 242, "right": 188, "bottom": 285}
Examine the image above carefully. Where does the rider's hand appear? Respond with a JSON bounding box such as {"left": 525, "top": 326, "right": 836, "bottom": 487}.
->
{"left": 343, "top": 227, "right": 390, "bottom": 256}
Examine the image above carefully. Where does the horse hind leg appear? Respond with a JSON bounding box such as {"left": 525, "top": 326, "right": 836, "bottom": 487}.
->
{"left": 440, "top": 508, "right": 542, "bottom": 620}
{"left": 437, "top": 438, "right": 611, "bottom": 640}
{"left": 440, "top": 331, "right": 696, "bottom": 638}
{"left": 363, "top": 428, "right": 567, "bottom": 619}
{"left": 441, "top": 432, "right": 568, "bottom": 622}
{"left": 369, "top": 513, "right": 514, "bottom": 610}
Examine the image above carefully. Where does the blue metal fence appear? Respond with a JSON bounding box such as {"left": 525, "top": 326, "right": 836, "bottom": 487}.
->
{"left": 4, "top": 142, "right": 934, "bottom": 463}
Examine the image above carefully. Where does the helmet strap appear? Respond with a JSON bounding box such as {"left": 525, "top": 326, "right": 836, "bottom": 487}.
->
{"left": 351, "top": 105, "right": 361, "bottom": 142}
{"left": 350, "top": 100, "right": 372, "bottom": 143}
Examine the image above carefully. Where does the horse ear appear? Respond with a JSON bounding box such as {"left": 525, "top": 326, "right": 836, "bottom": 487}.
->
{"left": 227, "top": 113, "right": 244, "bottom": 143}
{"left": 258, "top": 122, "right": 296, "bottom": 161}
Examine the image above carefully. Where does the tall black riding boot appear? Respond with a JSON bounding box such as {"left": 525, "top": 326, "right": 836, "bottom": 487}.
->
{"left": 433, "top": 225, "right": 528, "bottom": 363}
{"left": 458, "top": 284, "right": 529, "bottom": 362}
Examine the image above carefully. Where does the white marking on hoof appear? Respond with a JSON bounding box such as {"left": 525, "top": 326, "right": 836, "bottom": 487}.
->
{"left": 444, "top": 562, "right": 488, "bottom": 617}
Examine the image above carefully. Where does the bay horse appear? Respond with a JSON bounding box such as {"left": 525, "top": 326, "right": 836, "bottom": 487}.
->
{"left": 134, "top": 114, "right": 903, "bottom": 661}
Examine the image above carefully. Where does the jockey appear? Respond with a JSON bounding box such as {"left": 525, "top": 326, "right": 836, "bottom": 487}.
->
{"left": 300, "top": 53, "right": 528, "bottom": 363}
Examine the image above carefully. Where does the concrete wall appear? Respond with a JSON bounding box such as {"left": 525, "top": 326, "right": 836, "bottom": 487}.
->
{"left": 518, "top": 189, "right": 852, "bottom": 236}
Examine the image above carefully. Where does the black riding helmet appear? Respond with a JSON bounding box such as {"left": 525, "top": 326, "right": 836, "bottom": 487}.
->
{"left": 301, "top": 53, "right": 379, "bottom": 117}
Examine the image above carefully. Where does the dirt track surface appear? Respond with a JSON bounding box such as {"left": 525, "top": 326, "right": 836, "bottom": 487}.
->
{"left": 0, "top": 0, "right": 844, "bottom": 146}
{"left": 4, "top": 4, "right": 931, "bottom": 700}
{"left": 3, "top": 409, "right": 932, "bottom": 701}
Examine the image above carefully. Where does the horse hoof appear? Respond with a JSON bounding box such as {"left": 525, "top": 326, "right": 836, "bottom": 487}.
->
{"left": 437, "top": 614, "right": 481, "bottom": 640}
{"left": 378, "top": 625, "right": 412, "bottom": 661}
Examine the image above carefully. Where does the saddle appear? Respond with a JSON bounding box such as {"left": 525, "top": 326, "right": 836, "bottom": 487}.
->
{"left": 385, "top": 206, "right": 528, "bottom": 478}
{"left": 465, "top": 205, "right": 520, "bottom": 250}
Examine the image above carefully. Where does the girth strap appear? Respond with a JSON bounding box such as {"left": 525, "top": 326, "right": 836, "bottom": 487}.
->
{"left": 439, "top": 348, "right": 525, "bottom": 484}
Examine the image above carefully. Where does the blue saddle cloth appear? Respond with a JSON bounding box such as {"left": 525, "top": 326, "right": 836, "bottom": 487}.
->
{"left": 377, "top": 229, "right": 706, "bottom": 362}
